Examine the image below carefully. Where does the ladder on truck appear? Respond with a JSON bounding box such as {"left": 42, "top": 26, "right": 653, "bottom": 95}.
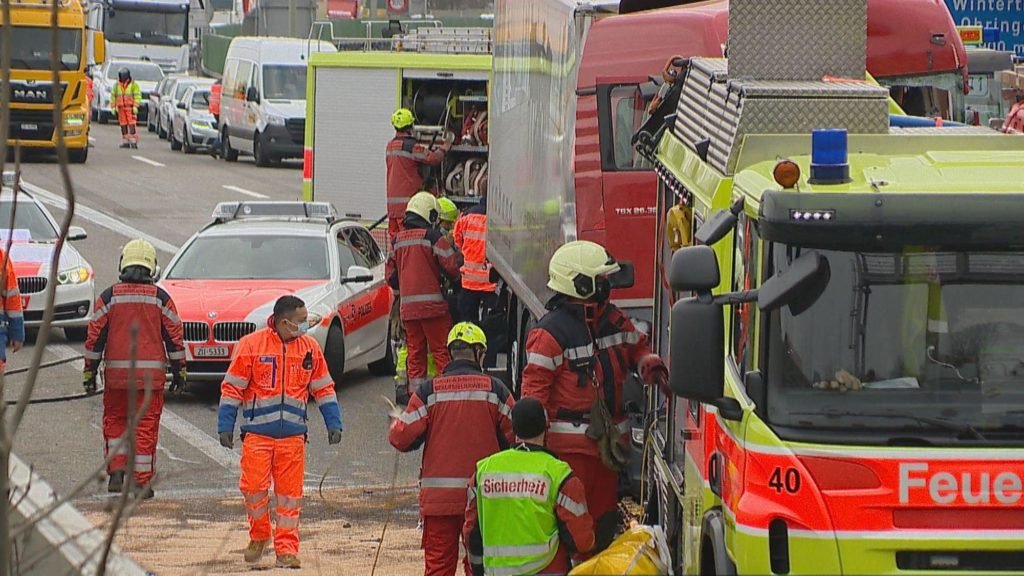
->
{"left": 309, "top": 19, "right": 491, "bottom": 54}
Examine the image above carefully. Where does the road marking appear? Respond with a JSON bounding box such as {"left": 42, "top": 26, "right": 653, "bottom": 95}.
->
{"left": 222, "top": 184, "right": 268, "bottom": 199}
{"left": 159, "top": 410, "right": 239, "bottom": 471}
{"left": 131, "top": 155, "right": 165, "bottom": 167}
{"left": 87, "top": 136, "right": 96, "bottom": 143}
{"left": 19, "top": 180, "right": 181, "bottom": 254}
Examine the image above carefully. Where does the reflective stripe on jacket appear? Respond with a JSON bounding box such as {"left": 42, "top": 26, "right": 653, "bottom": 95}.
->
{"left": 386, "top": 215, "right": 462, "bottom": 320}
{"left": 385, "top": 134, "right": 444, "bottom": 219}
{"left": 521, "top": 301, "right": 649, "bottom": 458}
{"left": 464, "top": 445, "right": 594, "bottom": 576}
{"left": 453, "top": 203, "right": 496, "bottom": 293}
{"left": 217, "top": 327, "right": 342, "bottom": 438}
{"left": 389, "top": 358, "right": 515, "bottom": 516}
{"left": 112, "top": 80, "right": 142, "bottom": 111}
{"left": 84, "top": 282, "right": 185, "bottom": 390}
{"left": 0, "top": 249, "right": 24, "bottom": 360}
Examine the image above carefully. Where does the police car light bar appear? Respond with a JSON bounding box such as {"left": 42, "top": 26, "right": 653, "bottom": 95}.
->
{"left": 211, "top": 201, "right": 337, "bottom": 222}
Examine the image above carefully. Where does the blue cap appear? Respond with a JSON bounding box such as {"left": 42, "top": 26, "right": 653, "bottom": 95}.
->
{"left": 810, "top": 129, "right": 850, "bottom": 184}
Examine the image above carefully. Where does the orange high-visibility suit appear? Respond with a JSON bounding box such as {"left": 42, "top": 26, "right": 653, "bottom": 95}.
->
{"left": 112, "top": 79, "right": 141, "bottom": 146}
{"left": 217, "top": 326, "right": 343, "bottom": 556}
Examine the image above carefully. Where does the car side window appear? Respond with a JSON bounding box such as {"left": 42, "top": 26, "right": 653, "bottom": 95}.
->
{"left": 336, "top": 235, "right": 359, "bottom": 275}
{"left": 338, "top": 228, "right": 371, "bottom": 268}
{"left": 349, "top": 227, "right": 383, "bottom": 267}
{"left": 234, "top": 61, "right": 253, "bottom": 100}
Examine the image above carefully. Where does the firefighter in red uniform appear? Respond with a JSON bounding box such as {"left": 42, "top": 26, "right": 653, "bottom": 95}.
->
{"left": 386, "top": 107, "right": 450, "bottom": 239}
{"left": 84, "top": 239, "right": 186, "bottom": 500}
{"left": 521, "top": 240, "right": 667, "bottom": 553}
{"left": 386, "top": 192, "right": 462, "bottom": 405}
{"left": 217, "top": 295, "right": 343, "bottom": 570}
{"left": 389, "top": 322, "right": 516, "bottom": 576}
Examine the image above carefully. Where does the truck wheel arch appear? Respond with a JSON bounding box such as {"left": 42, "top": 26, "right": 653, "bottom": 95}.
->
{"left": 701, "top": 509, "right": 737, "bottom": 576}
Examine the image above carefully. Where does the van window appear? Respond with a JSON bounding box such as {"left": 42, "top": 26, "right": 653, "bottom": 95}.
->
{"left": 222, "top": 60, "right": 238, "bottom": 98}
{"left": 234, "top": 60, "right": 253, "bottom": 99}
{"left": 263, "top": 65, "right": 306, "bottom": 100}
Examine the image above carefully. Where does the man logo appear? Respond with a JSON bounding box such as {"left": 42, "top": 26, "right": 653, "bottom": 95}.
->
{"left": 13, "top": 89, "right": 48, "bottom": 102}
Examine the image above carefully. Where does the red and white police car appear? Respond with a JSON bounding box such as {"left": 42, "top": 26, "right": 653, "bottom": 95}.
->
{"left": 158, "top": 201, "right": 394, "bottom": 383}
{"left": 1, "top": 173, "right": 94, "bottom": 341}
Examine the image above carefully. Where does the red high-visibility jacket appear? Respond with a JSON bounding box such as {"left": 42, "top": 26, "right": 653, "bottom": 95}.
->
{"left": 386, "top": 215, "right": 462, "bottom": 321}
{"left": 84, "top": 282, "right": 185, "bottom": 390}
{"left": 210, "top": 80, "right": 222, "bottom": 117}
{"left": 389, "top": 359, "right": 515, "bottom": 516}
{"left": 453, "top": 202, "right": 496, "bottom": 293}
{"left": 521, "top": 300, "right": 653, "bottom": 458}
{"left": 385, "top": 133, "right": 445, "bottom": 220}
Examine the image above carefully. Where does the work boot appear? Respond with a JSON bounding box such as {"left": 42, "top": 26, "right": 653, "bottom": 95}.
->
{"left": 243, "top": 539, "right": 270, "bottom": 563}
{"left": 132, "top": 484, "right": 155, "bottom": 500}
{"left": 107, "top": 471, "right": 125, "bottom": 493}
{"left": 130, "top": 142, "right": 139, "bottom": 149}
{"left": 276, "top": 555, "right": 301, "bottom": 569}
{"left": 119, "top": 142, "right": 130, "bottom": 148}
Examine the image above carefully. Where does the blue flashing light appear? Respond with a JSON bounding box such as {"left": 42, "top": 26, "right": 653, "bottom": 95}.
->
{"left": 983, "top": 27, "right": 1000, "bottom": 44}
{"left": 809, "top": 129, "right": 851, "bottom": 185}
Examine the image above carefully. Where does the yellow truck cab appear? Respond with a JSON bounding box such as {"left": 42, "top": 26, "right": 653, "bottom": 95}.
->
{"left": 2, "top": 0, "right": 102, "bottom": 163}
{"left": 637, "top": 0, "right": 1024, "bottom": 573}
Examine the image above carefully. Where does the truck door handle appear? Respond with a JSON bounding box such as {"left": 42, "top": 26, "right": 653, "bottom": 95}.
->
{"left": 683, "top": 430, "right": 698, "bottom": 440}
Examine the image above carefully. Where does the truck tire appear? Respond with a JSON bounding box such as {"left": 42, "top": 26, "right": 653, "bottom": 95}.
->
{"left": 68, "top": 146, "right": 88, "bottom": 164}
{"left": 325, "top": 323, "right": 346, "bottom": 384}
{"left": 221, "top": 127, "right": 238, "bottom": 162}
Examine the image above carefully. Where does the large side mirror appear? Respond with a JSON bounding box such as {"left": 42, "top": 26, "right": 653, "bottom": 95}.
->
{"left": 669, "top": 245, "right": 720, "bottom": 293}
{"left": 757, "top": 251, "right": 830, "bottom": 314}
{"left": 93, "top": 31, "right": 106, "bottom": 64}
{"left": 68, "top": 226, "right": 87, "bottom": 241}
{"left": 669, "top": 298, "right": 724, "bottom": 402}
{"left": 694, "top": 197, "right": 744, "bottom": 246}
{"left": 177, "top": 101, "right": 187, "bottom": 110}
{"left": 608, "top": 260, "right": 635, "bottom": 289}
{"left": 246, "top": 86, "right": 259, "bottom": 103}
{"left": 342, "top": 265, "right": 373, "bottom": 284}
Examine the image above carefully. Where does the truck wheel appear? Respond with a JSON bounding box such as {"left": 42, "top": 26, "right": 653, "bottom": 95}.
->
{"left": 325, "top": 323, "right": 346, "bottom": 384}
{"left": 221, "top": 128, "right": 238, "bottom": 162}
{"left": 68, "top": 146, "right": 88, "bottom": 164}
{"left": 253, "top": 134, "right": 270, "bottom": 167}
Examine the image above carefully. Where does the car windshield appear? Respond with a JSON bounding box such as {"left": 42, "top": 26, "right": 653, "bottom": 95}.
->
{"left": 108, "top": 63, "right": 164, "bottom": 82}
{"left": 765, "top": 245, "right": 1024, "bottom": 437}
{"left": 0, "top": 201, "right": 58, "bottom": 241}
{"left": 0, "top": 26, "right": 83, "bottom": 71}
{"left": 262, "top": 65, "right": 305, "bottom": 100}
{"left": 104, "top": 9, "right": 187, "bottom": 46}
{"left": 166, "top": 235, "right": 329, "bottom": 280}
{"left": 174, "top": 81, "right": 198, "bottom": 99}
{"left": 191, "top": 90, "right": 210, "bottom": 109}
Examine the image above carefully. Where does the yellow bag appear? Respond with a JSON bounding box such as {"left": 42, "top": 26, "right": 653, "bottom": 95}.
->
{"left": 569, "top": 524, "right": 673, "bottom": 576}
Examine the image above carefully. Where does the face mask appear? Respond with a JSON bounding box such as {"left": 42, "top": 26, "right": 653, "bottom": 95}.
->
{"left": 283, "top": 318, "right": 309, "bottom": 340}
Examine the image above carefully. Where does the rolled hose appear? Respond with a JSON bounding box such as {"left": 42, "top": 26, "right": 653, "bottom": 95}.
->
{"left": 889, "top": 114, "right": 966, "bottom": 127}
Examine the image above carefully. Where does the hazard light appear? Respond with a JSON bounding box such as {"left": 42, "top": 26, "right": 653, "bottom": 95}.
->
{"left": 809, "top": 129, "right": 851, "bottom": 185}
{"left": 772, "top": 159, "right": 801, "bottom": 189}
{"left": 211, "top": 201, "right": 337, "bottom": 222}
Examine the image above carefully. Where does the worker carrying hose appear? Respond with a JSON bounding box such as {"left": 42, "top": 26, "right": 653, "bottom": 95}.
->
{"left": 385, "top": 107, "right": 450, "bottom": 240}
{"left": 521, "top": 240, "right": 668, "bottom": 555}
{"left": 111, "top": 67, "right": 142, "bottom": 149}
{"left": 389, "top": 322, "right": 515, "bottom": 576}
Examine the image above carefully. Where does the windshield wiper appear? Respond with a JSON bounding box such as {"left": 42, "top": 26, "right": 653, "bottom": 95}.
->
{"left": 792, "top": 410, "right": 986, "bottom": 440}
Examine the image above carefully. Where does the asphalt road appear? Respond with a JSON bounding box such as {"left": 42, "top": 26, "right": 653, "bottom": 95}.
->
{"left": 5, "top": 123, "right": 420, "bottom": 502}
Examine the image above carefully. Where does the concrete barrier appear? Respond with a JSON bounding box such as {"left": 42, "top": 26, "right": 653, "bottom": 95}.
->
{"left": 7, "top": 452, "right": 148, "bottom": 575}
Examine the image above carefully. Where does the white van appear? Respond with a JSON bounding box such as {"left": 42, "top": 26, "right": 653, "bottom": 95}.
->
{"left": 220, "top": 37, "right": 336, "bottom": 167}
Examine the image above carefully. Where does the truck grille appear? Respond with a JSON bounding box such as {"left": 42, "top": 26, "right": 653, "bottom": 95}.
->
{"left": 18, "top": 277, "right": 47, "bottom": 294}
{"left": 182, "top": 322, "right": 210, "bottom": 342}
{"left": 285, "top": 118, "right": 304, "bottom": 144}
{"left": 9, "top": 110, "right": 55, "bottom": 141}
{"left": 213, "top": 322, "right": 256, "bottom": 342}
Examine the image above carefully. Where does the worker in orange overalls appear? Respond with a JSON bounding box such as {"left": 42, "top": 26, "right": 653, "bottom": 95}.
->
{"left": 84, "top": 240, "right": 186, "bottom": 500}
{"left": 111, "top": 67, "right": 142, "bottom": 149}
{"left": 0, "top": 245, "right": 25, "bottom": 372}
{"left": 210, "top": 78, "right": 223, "bottom": 157}
{"left": 386, "top": 108, "right": 449, "bottom": 240}
{"left": 217, "top": 295, "right": 343, "bottom": 570}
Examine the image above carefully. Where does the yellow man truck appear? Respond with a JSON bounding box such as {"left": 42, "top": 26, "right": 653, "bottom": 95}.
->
{"left": 636, "top": 0, "right": 1024, "bottom": 573}
{"left": 3, "top": 0, "right": 102, "bottom": 163}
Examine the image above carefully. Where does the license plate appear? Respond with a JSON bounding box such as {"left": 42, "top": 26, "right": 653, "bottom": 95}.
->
{"left": 193, "top": 345, "right": 229, "bottom": 358}
{"left": 21, "top": 123, "right": 37, "bottom": 130}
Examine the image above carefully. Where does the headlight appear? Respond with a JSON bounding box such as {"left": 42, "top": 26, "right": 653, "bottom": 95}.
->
{"left": 265, "top": 114, "right": 286, "bottom": 126}
{"left": 65, "top": 114, "right": 85, "bottom": 127}
{"left": 191, "top": 120, "right": 213, "bottom": 130}
{"left": 58, "top": 266, "right": 90, "bottom": 285}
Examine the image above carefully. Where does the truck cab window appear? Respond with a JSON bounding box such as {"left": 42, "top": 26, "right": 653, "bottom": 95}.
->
{"left": 599, "top": 84, "right": 653, "bottom": 171}
{"left": 730, "top": 214, "right": 758, "bottom": 374}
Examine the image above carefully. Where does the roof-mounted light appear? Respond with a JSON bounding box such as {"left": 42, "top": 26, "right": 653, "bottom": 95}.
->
{"left": 809, "top": 129, "right": 851, "bottom": 185}
{"left": 211, "top": 201, "right": 338, "bottom": 222}
{"left": 773, "top": 159, "right": 801, "bottom": 189}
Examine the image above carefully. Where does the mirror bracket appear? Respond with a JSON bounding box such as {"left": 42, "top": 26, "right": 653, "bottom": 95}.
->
{"left": 714, "top": 397, "right": 743, "bottom": 421}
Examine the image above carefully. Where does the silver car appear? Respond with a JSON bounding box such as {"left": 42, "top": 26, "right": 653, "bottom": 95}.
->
{"left": 157, "top": 77, "right": 213, "bottom": 140}
{"left": 170, "top": 85, "right": 218, "bottom": 153}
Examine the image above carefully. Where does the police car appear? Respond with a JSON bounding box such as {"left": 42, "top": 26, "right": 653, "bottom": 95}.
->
{"left": 0, "top": 172, "right": 94, "bottom": 341}
{"left": 158, "top": 201, "right": 395, "bottom": 383}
